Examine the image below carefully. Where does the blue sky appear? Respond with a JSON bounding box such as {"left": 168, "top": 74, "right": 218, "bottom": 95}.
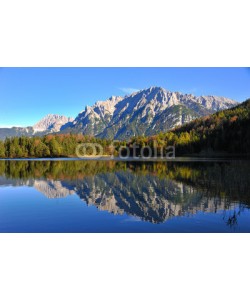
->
{"left": 0, "top": 67, "right": 249, "bottom": 127}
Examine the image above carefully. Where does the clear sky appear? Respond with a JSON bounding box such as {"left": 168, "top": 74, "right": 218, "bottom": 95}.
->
{"left": 0, "top": 67, "right": 249, "bottom": 127}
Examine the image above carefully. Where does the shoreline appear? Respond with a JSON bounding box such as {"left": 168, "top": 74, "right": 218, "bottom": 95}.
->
{"left": 0, "top": 156, "right": 249, "bottom": 162}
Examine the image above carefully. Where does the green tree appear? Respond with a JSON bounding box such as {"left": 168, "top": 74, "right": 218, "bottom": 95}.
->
{"left": 48, "top": 139, "right": 62, "bottom": 157}
{"left": 0, "top": 141, "right": 5, "bottom": 158}
{"left": 34, "top": 142, "right": 51, "bottom": 157}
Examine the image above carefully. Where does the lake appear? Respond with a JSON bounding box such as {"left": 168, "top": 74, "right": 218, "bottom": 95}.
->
{"left": 0, "top": 159, "right": 250, "bottom": 232}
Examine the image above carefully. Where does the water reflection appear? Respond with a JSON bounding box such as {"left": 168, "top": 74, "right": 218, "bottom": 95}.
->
{"left": 0, "top": 160, "right": 249, "bottom": 227}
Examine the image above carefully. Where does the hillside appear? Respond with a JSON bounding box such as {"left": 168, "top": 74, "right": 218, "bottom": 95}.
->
{"left": 173, "top": 98, "right": 250, "bottom": 154}
{"left": 129, "top": 98, "right": 250, "bottom": 156}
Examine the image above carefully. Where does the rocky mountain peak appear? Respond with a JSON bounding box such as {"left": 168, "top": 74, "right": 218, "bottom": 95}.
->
{"left": 67, "top": 86, "right": 237, "bottom": 139}
{"left": 33, "top": 114, "right": 73, "bottom": 133}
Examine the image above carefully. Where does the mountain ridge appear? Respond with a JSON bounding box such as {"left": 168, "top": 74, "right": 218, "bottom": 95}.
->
{"left": 64, "top": 86, "right": 237, "bottom": 139}
{"left": 0, "top": 114, "right": 73, "bottom": 140}
{"left": 33, "top": 114, "right": 74, "bottom": 133}
{"left": 0, "top": 87, "right": 237, "bottom": 140}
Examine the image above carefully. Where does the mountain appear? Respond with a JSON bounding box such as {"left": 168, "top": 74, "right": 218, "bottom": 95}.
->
{"left": 172, "top": 98, "right": 250, "bottom": 154}
{"left": 63, "top": 87, "right": 237, "bottom": 139}
{"left": 33, "top": 114, "right": 73, "bottom": 133}
{"left": 0, "top": 126, "right": 35, "bottom": 140}
{"left": 129, "top": 98, "right": 250, "bottom": 155}
{"left": 0, "top": 114, "right": 73, "bottom": 140}
{"left": 0, "top": 87, "right": 237, "bottom": 140}
{"left": 68, "top": 96, "right": 123, "bottom": 136}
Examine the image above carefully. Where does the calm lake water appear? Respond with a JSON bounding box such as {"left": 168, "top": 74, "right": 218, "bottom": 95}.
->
{"left": 0, "top": 159, "right": 250, "bottom": 232}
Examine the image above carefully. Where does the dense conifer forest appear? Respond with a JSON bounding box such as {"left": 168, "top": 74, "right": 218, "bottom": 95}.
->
{"left": 0, "top": 135, "right": 114, "bottom": 158}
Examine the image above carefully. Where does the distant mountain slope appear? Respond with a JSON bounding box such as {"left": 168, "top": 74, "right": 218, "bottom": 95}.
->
{"left": 0, "top": 127, "right": 34, "bottom": 140}
{"left": 129, "top": 98, "right": 250, "bottom": 155}
{"left": 0, "top": 114, "right": 73, "bottom": 140}
{"left": 172, "top": 98, "right": 250, "bottom": 154}
{"left": 33, "top": 114, "right": 73, "bottom": 133}
{"left": 63, "top": 87, "right": 237, "bottom": 139}
{"left": 174, "top": 98, "right": 250, "bottom": 134}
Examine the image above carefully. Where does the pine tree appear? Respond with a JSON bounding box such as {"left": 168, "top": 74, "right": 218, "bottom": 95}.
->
{"left": 34, "top": 142, "right": 50, "bottom": 157}
{"left": 48, "top": 138, "right": 62, "bottom": 157}
{"left": 0, "top": 141, "right": 5, "bottom": 158}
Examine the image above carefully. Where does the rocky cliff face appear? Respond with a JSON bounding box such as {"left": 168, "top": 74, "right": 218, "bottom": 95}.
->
{"left": 65, "top": 87, "right": 237, "bottom": 139}
{"left": 69, "top": 96, "right": 123, "bottom": 136}
{"left": 33, "top": 114, "right": 74, "bottom": 133}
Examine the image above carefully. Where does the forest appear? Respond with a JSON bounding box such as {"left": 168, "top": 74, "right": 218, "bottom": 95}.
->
{"left": 0, "top": 134, "right": 114, "bottom": 158}
{"left": 0, "top": 98, "right": 249, "bottom": 158}
{"left": 127, "top": 98, "right": 250, "bottom": 156}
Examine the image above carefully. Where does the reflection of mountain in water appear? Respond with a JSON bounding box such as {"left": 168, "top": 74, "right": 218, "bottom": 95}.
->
{"left": 0, "top": 160, "right": 249, "bottom": 224}
{"left": 73, "top": 172, "right": 231, "bottom": 223}
{"left": 33, "top": 180, "right": 75, "bottom": 199}
{"left": 0, "top": 176, "right": 75, "bottom": 199}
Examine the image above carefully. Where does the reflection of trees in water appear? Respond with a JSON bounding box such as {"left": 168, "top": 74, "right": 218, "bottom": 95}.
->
{"left": 0, "top": 160, "right": 249, "bottom": 224}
